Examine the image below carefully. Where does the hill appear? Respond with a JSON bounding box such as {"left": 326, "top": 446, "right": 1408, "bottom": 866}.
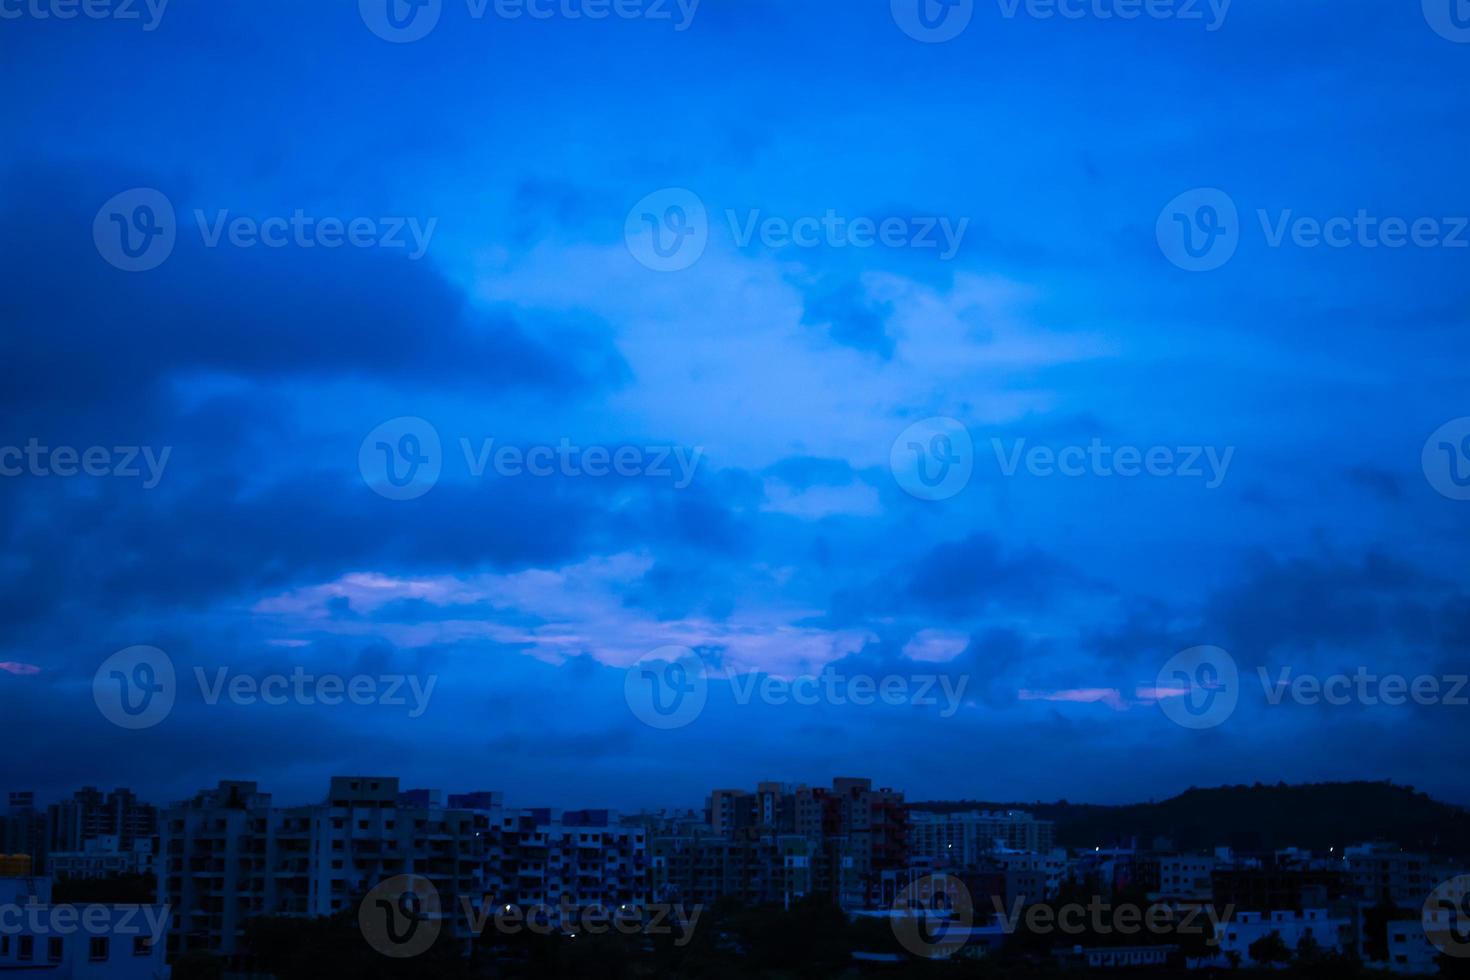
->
{"left": 912, "top": 781, "right": 1470, "bottom": 857}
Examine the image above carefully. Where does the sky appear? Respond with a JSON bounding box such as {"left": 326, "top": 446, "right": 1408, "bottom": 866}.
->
{"left": 2, "top": 0, "right": 1469, "bottom": 811}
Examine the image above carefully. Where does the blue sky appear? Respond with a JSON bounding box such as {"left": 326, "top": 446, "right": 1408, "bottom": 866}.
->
{"left": 2, "top": 0, "right": 1469, "bottom": 809}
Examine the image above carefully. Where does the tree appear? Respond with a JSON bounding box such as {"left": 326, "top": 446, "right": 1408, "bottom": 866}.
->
{"left": 170, "top": 951, "right": 225, "bottom": 980}
{"left": 1248, "top": 929, "right": 1291, "bottom": 967}
{"left": 1294, "top": 932, "right": 1323, "bottom": 964}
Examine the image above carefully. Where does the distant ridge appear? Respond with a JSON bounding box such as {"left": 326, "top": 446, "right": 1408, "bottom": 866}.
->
{"left": 912, "top": 781, "right": 1470, "bottom": 857}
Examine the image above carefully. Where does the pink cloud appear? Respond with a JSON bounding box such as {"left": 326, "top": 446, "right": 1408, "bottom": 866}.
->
{"left": 902, "top": 629, "right": 970, "bottom": 664}
{"left": 1019, "top": 687, "right": 1130, "bottom": 711}
{"left": 251, "top": 554, "right": 876, "bottom": 677}
{"left": 0, "top": 662, "right": 41, "bottom": 676}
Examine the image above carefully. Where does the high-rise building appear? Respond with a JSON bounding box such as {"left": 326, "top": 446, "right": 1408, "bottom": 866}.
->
{"left": 908, "top": 809, "right": 1057, "bottom": 866}
{"left": 700, "top": 777, "right": 907, "bottom": 906}
{"left": 159, "top": 777, "right": 647, "bottom": 960}
{"left": 0, "top": 791, "right": 46, "bottom": 872}
{"left": 47, "top": 787, "right": 157, "bottom": 854}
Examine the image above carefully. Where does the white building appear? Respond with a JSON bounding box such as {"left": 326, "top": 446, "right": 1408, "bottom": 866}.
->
{"left": 992, "top": 850, "right": 1068, "bottom": 896}
{"left": 908, "top": 810, "right": 1056, "bottom": 867}
{"left": 1153, "top": 855, "right": 1216, "bottom": 900}
{"left": 0, "top": 873, "right": 167, "bottom": 979}
{"left": 1215, "top": 909, "right": 1351, "bottom": 965}
{"left": 49, "top": 836, "right": 156, "bottom": 881}
{"left": 159, "top": 777, "right": 494, "bottom": 957}
{"left": 160, "top": 777, "right": 648, "bottom": 958}
{"left": 1386, "top": 919, "right": 1442, "bottom": 975}
{"left": 1342, "top": 844, "right": 1435, "bottom": 909}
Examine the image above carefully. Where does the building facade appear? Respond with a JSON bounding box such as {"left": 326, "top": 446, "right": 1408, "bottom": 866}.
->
{"left": 0, "top": 870, "right": 167, "bottom": 979}
{"left": 159, "top": 777, "right": 649, "bottom": 958}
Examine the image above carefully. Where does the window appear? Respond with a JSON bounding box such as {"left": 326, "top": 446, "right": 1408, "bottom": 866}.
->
{"left": 89, "top": 938, "right": 109, "bottom": 961}
{"left": 48, "top": 937, "right": 63, "bottom": 962}
{"left": 133, "top": 936, "right": 153, "bottom": 956}
{"left": 18, "top": 936, "right": 33, "bottom": 961}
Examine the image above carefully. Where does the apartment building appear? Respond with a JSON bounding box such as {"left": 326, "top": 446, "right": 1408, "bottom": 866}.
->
{"left": 1214, "top": 908, "right": 1352, "bottom": 965}
{"left": 1342, "top": 844, "right": 1436, "bottom": 909}
{"left": 701, "top": 778, "right": 907, "bottom": 906}
{"left": 160, "top": 777, "right": 648, "bottom": 959}
{"left": 477, "top": 807, "right": 646, "bottom": 918}
{"left": 48, "top": 836, "right": 156, "bottom": 881}
{"left": 0, "top": 793, "right": 47, "bottom": 873}
{"left": 650, "top": 828, "right": 818, "bottom": 908}
{"left": 1211, "top": 866, "right": 1351, "bottom": 913}
{"left": 159, "top": 777, "right": 493, "bottom": 957}
{"left": 0, "top": 867, "right": 168, "bottom": 979}
{"left": 908, "top": 809, "right": 1057, "bottom": 867}
{"left": 47, "top": 788, "right": 157, "bottom": 855}
{"left": 991, "top": 850, "right": 1068, "bottom": 897}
